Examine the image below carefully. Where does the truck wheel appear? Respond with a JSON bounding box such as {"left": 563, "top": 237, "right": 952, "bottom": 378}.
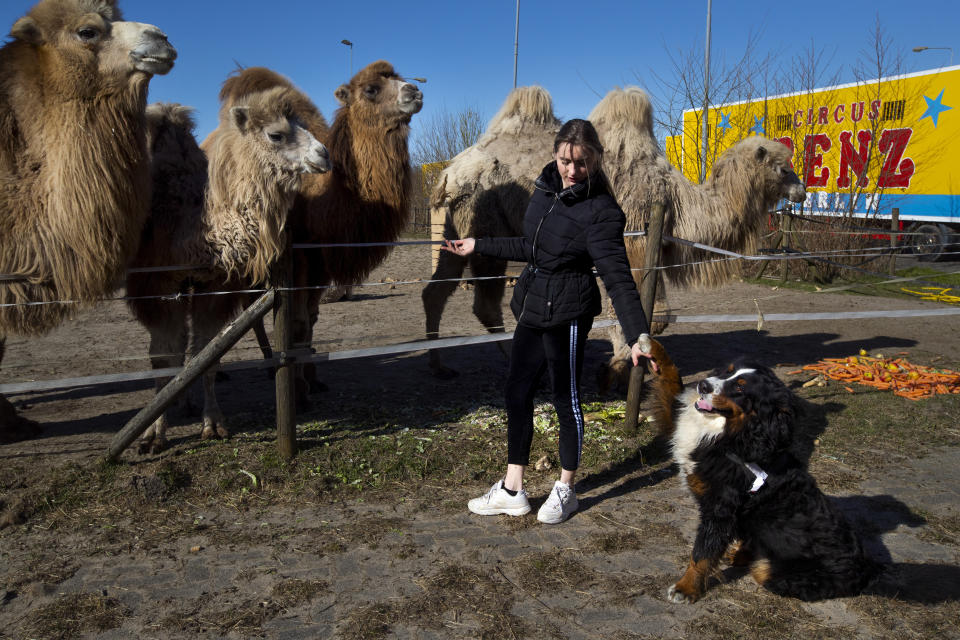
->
{"left": 910, "top": 223, "right": 946, "bottom": 262}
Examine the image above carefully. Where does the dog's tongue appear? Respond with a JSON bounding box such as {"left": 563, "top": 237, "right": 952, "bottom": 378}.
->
{"left": 696, "top": 397, "right": 713, "bottom": 411}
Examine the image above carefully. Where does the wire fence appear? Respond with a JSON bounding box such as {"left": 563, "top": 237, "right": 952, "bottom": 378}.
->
{"left": 2, "top": 212, "right": 958, "bottom": 397}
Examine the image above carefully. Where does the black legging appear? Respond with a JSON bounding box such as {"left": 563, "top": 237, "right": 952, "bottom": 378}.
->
{"left": 505, "top": 316, "right": 593, "bottom": 471}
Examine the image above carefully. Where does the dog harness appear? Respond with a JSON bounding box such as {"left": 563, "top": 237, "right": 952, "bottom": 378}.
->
{"left": 726, "top": 452, "right": 768, "bottom": 493}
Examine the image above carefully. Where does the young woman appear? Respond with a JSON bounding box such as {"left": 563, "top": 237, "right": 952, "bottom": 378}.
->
{"left": 442, "top": 118, "right": 656, "bottom": 524}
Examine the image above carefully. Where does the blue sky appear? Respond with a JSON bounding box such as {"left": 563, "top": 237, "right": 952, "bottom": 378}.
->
{"left": 3, "top": 1, "right": 957, "bottom": 148}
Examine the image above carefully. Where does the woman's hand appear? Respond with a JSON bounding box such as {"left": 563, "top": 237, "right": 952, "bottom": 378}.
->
{"left": 631, "top": 334, "right": 658, "bottom": 372}
{"left": 441, "top": 238, "right": 475, "bottom": 256}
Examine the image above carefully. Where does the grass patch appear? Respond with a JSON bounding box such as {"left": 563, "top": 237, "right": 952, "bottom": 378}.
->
{"left": 340, "top": 564, "right": 534, "bottom": 640}
{"left": 684, "top": 588, "right": 854, "bottom": 639}
{"left": 22, "top": 592, "right": 130, "bottom": 639}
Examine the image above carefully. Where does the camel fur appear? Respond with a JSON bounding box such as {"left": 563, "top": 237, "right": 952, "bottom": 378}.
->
{"left": 590, "top": 87, "right": 805, "bottom": 390}
{"left": 421, "top": 86, "right": 560, "bottom": 378}
{"left": 0, "top": 0, "right": 176, "bottom": 443}
{"left": 421, "top": 86, "right": 805, "bottom": 382}
{"left": 127, "top": 75, "right": 329, "bottom": 453}
{"left": 238, "top": 61, "right": 423, "bottom": 402}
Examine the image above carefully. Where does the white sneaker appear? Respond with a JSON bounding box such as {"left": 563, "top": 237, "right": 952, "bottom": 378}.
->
{"left": 537, "top": 481, "right": 578, "bottom": 524}
{"left": 468, "top": 479, "right": 531, "bottom": 516}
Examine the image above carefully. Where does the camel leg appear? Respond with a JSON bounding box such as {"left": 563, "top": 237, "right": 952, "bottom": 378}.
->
{"left": 598, "top": 274, "right": 671, "bottom": 395}
{"left": 421, "top": 250, "right": 467, "bottom": 379}
{"left": 138, "top": 306, "right": 188, "bottom": 454}
{"left": 470, "top": 255, "right": 509, "bottom": 358}
{"left": 190, "top": 295, "right": 234, "bottom": 441}
{"left": 0, "top": 336, "right": 42, "bottom": 444}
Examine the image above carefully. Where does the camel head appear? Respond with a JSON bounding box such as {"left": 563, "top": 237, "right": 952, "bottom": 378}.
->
{"left": 9, "top": 0, "right": 176, "bottom": 97}
{"left": 228, "top": 87, "right": 330, "bottom": 175}
{"left": 334, "top": 60, "right": 423, "bottom": 127}
{"left": 709, "top": 137, "right": 806, "bottom": 206}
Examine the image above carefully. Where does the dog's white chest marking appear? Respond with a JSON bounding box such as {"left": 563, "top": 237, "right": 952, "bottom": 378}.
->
{"left": 671, "top": 388, "right": 725, "bottom": 477}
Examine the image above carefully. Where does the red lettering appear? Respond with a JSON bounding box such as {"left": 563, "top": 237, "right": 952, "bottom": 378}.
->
{"left": 776, "top": 136, "right": 795, "bottom": 168}
{"left": 868, "top": 100, "right": 880, "bottom": 120}
{"left": 794, "top": 110, "right": 803, "bottom": 128}
{"left": 803, "top": 134, "right": 831, "bottom": 187}
{"left": 833, "top": 104, "right": 845, "bottom": 124}
{"left": 877, "top": 128, "right": 914, "bottom": 188}
{"left": 818, "top": 106, "right": 829, "bottom": 125}
{"left": 807, "top": 107, "right": 814, "bottom": 125}
{"left": 837, "top": 130, "right": 872, "bottom": 188}
{"left": 851, "top": 102, "right": 864, "bottom": 122}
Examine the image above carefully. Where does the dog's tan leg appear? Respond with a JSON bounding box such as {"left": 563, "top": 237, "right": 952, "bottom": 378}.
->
{"left": 667, "top": 557, "right": 716, "bottom": 603}
{"left": 723, "top": 540, "right": 754, "bottom": 567}
{"left": 749, "top": 558, "right": 772, "bottom": 586}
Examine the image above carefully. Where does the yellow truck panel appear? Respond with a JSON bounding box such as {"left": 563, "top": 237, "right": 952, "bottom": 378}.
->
{"left": 674, "top": 66, "right": 960, "bottom": 227}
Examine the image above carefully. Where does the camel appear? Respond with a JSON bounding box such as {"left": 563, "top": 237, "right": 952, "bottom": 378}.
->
{"left": 0, "top": 0, "right": 176, "bottom": 443}
{"left": 421, "top": 86, "right": 560, "bottom": 378}
{"left": 126, "top": 76, "right": 330, "bottom": 454}
{"left": 422, "top": 86, "right": 806, "bottom": 382}
{"left": 238, "top": 61, "right": 423, "bottom": 402}
{"left": 590, "top": 87, "right": 805, "bottom": 389}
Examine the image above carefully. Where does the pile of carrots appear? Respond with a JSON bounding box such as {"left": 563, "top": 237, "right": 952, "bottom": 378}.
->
{"left": 791, "top": 351, "right": 960, "bottom": 400}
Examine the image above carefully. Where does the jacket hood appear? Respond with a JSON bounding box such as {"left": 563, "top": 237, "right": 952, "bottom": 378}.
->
{"left": 534, "top": 161, "right": 610, "bottom": 203}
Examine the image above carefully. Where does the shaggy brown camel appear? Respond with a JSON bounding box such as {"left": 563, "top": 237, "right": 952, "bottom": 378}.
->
{"left": 237, "top": 61, "right": 423, "bottom": 402}
{"left": 127, "top": 79, "right": 330, "bottom": 454}
{"left": 422, "top": 86, "right": 805, "bottom": 382}
{"left": 0, "top": 0, "right": 176, "bottom": 443}
{"left": 421, "top": 86, "right": 560, "bottom": 379}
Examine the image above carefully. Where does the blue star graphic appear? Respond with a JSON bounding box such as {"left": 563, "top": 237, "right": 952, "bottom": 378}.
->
{"left": 919, "top": 89, "right": 952, "bottom": 127}
{"left": 717, "top": 112, "right": 732, "bottom": 131}
{"left": 749, "top": 115, "right": 765, "bottom": 136}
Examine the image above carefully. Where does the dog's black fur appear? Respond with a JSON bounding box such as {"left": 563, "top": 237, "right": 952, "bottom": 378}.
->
{"left": 639, "top": 336, "right": 882, "bottom": 603}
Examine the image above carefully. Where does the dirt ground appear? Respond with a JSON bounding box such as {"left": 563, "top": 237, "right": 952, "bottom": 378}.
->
{"left": 1, "top": 244, "right": 959, "bottom": 638}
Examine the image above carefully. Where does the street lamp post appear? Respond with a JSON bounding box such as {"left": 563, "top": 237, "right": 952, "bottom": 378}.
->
{"left": 912, "top": 46, "right": 954, "bottom": 66}
{"left": 340, "top": 39, "right": 353, "bottom": 76}
{"left": 513, "top": 0, "right": 520, "bottom": 88}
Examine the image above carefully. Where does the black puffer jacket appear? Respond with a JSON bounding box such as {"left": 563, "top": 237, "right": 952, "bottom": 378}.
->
{"left": 474, "top": 162, "right": 649, "bottom": 346}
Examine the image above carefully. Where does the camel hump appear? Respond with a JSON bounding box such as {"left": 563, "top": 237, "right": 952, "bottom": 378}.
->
{"left": 219, "top": 66, "right": 295, "bottom": 106}
{"left": 487, "top": 85, "right": 558, "bottom": 133}
{"left": 146, "top": 102, "right": 196, "bottom": 135}
{"left": 588, "top": 86, "right": 654, "bottom": 137}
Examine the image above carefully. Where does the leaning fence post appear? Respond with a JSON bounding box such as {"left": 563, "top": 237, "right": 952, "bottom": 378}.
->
{"left": 888, "top": 208, "right": 900, "bottom": 277}
{"left": 624, "top": 201, "right": 665, "bottom": 433}
{"left": 106, "top": 289, "right": 276, "bottom": 461}
{"left": 273, "top": 233, "right": 297, "bottom": 460}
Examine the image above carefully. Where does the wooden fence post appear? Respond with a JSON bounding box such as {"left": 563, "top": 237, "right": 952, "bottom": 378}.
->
{"left": 889, "top": 208, "right": 900, "bottom": 277}
{"left": 106, "top": 289, "right": 276, "bottom": 461}
{"left": 780, "top": 213, "right": 793, "bottom": 284}
{"left": 624, "top": 201, "right": 665, "bottom": 433}
{"left": 273, "top": 234, "right": 297, "bottom": 460}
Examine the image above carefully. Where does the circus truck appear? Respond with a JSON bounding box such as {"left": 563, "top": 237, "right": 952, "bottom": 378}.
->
{"left": 666, "top": 65, "right": 960, "bottom": 260}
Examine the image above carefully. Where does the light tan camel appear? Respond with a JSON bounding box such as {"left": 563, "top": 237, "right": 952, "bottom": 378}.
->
{"left": 421, "top": 86, "right": 560, "bottom": 378}
{"left": 237, "top": 61, "right": 423, "bottom": 403}
{"left": 590, "top": 87, "right": 805, "bottom": 389}
{"left": 422, "top": 86, "right": 805, "bottom": 382}
{"left": 0, "top": 0, "right": 176, "bottom": 443}
{"left": 127, "top": 78, "right": 329, "bottom": 454}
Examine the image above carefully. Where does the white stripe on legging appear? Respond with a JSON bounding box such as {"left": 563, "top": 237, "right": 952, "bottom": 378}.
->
{"left": 569, "top": 320, "right": 584, "bottom": 466}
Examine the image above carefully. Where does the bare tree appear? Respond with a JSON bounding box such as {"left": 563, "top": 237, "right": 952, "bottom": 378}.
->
{"left": 410, "top": 105, "right": 485, "bottom": 230}
{"left": 636, "top": 27, "right": 779, "bottom": 183}
{"left": 413, "top": 105, "right": 485, "bottom": 167}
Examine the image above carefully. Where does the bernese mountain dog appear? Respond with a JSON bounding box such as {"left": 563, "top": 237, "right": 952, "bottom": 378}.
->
{"left": 638, "top": 335, "right": 881, "bottom": 603}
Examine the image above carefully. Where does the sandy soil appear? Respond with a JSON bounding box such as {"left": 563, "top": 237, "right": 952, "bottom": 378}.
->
{"left": 1, "top": 244, "right": 959, "bottom": 638}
